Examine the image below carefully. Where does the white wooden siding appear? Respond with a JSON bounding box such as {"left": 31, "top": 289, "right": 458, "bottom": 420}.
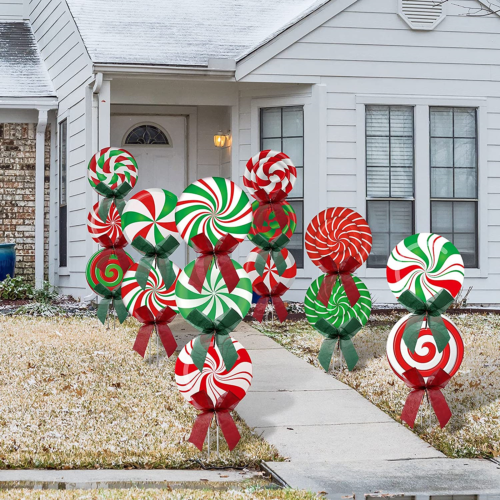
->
{"left": 0, "top": 0, "right": 24, "bottom": 19}
{"left": 29, "top": 0, "right": 93, "bottom": 295}
{"left": 242, "top": 0, "right": 500, "bottom": 303}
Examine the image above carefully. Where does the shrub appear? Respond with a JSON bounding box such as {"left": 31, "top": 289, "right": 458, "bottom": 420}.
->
{"left": 0, "top": 276, "right": 34, "bottom": 300}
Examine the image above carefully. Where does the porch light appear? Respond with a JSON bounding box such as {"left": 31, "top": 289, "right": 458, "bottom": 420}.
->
{"left": 214, "top": 131, "right": 227, "bottom": 148}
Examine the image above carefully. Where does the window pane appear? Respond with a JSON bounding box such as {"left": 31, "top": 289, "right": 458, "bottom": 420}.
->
{"left": 262, "top": 138, "right": 281, "bottom": 151}
{"left": 454, "top": 168, "right": 477, "bottom": 198}
{"left": 59, "top": 120, "right": 67, "bottom": 206}
{"left": 282, "top": 137, "right": 303, "bottom": 168}
{"left": 431, "top": 108, "right": 453, "bottom": 137}
{"left": 262, "top": 108, "right": 281, "bottom": 138}
{"left": 391, "top": 201, "right": 413, "bottom": 232}
{"left": 431, "top": 168, "right": 453, "bottom": 198}
{"left": 288, "top": 200, "right": 304, "bottom": 268}
{"left": 390, "top": 106, "right": 413, "bottom": 136}
{"left": 292, "top": 167, "right": 304, "bottom": 199}
{"left": 454, "top": 108, "right": 476, "bottom": 138}
{"left": 431, "top": 138, "right": 453, "bottom": 167}
{"left": 367, "top": 167, "right": 389, "bottom": 198}
{"left": 366, "top": 106, "right": 389, "bottom": 136}
{"left": 454, "top": 202, "right": 475, "bottom": 232}
{"left": 390, "top": 137, "right": 413, "bottom": 167}
{"left": 431, "top": 202, "right": 453, "bottom": 233}
{"left": 391, "top": 168, "right": 413, "bottom": 197}
{"left": 369, "top": 233, "right": 390, "bottom": 267}
{"left": 366, "top": 137, "right": 389, "bottom": 166}
{"left": 282, "top": 107, "right": 303, "bottom": 137}
{"left": 454, "top": 233, "right": 476, "bottom": 267}
{"left": 454, "top": 138, "right": 476, "bottom": 168}
{"left": 367, "top": 201, "right": 389, "bottom": 232}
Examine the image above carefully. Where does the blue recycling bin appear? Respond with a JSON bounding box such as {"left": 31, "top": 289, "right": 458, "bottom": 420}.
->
{"left": 0, "top": 243, "right": 16, "bottom": 281}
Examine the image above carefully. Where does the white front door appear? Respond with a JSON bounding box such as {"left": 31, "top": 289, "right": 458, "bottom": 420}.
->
{"left": 111, "top": 115, "right": 187, "bottom": 268}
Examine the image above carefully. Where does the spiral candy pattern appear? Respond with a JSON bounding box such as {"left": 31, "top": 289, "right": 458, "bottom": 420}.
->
{"left": 244, "top": 150, "right": 297, "bottom": 197}
{"left": 387, "top": 233, "right": 465, "bottom": 302}
{"left": 305, "top": 275, "right": 372, "bottom": 328}
{"left": 175, "top": 177, "right": 252, "bottom": 247}
{"left": 88, "top": 147, "right": 138, "bottom": 193}
{"left": 387, "top": 314, "right": 464, "bottom": 382}
{"left": 121, "top": 261, "right": 181, "bottom": 318}
{"left": 244, "top": 247, "right": 296, "bottom": 291}
{"left": 248, "top": 200, "right": 297, "bottom": 243}
{"left": 87, "top": 201, "right": 127, "bottom": 248}
{"left": 175, "top": 337, "right": 253, "bottom": 406}
{"left": 121, "top": 188, "right": 181, "bottom": 249}
{"left": 175, "top": 259, "right": 252, "bottom": 323}
{"left": 85, "top": 249, "right": 133, "bottom": 295}
{"left": 306, "top": 207, "right": 372, "bottom": 268}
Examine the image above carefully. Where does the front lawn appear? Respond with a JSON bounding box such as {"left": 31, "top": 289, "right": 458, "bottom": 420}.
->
{"left": 0, "top": 316, "right": 280, "bottom": 469}
{"left": 253, "top": 313, "right": 500, "bottom": 459}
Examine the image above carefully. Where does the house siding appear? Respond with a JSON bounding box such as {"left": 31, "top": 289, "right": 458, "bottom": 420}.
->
{"left": 0, "top": 0, "right": 24, "bottom": 20}
{"left": 28, "top": 0, "right": 93, "bottom": 295}
{"left": 241, "top": 0, "right": 500, "bottom": 304}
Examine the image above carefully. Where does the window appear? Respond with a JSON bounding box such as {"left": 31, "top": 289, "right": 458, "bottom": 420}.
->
{"left": 430, "top": 107, "right": 478, "bottom": 267}
{"left": 366, "top": 106, "right": 414, "bottom": 267}
{"left": 59, "top": 119, "right": 68, "bottom": 268}
{"left": 125, "top": 124, "right": 169, "bottom": 145}
{"left": 260, "top": 106, "right": 304, "bottom": 268}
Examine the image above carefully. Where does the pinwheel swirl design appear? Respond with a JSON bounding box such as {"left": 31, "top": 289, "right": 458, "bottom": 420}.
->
{"left": 87, "top": 147, "right": 138, "bottom": 192}
{"left": 175, "top": 337, "right": 253, "bottom": 406}
{"left": 244, "top": 247, "right": 296, "bottom": 291}
{"left": 87, "top": 201, "right": 126, "bottom": 247}
{"left": 85, "top": 249, "right": 133, "bottom": 294}
{"left": 248, "top": 200, "right": 297, "bottom": 243}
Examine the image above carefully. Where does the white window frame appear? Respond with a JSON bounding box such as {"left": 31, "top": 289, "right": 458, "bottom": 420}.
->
{"left": 250, "top": 87, "right": 327, "bottom": 282}
{"left": 57, "top": 110, "right": 70, "bottom": 276}
{"left": 356, "top": 94, "right": 487, "bottom": 279}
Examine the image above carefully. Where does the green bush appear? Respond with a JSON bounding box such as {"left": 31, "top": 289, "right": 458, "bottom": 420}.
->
{"left": 0, "top": 276, "right": 34, "bottom": 300}
{"left": 32, "top": 281, "right": 59, "bottom": 304}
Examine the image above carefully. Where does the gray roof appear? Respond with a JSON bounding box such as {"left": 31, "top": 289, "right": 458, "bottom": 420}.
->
{"left": 66, "top": 0, "right": 326, "bottom": 67}
{"left": 0, "top": 22, "right": 55, "bottom": 98}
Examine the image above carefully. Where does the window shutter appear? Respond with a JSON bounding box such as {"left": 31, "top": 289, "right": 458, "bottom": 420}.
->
{"left": 398, "top": 0, "right": 447, "bottom": 30}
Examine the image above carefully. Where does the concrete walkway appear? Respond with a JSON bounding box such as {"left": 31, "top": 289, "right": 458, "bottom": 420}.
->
{"left": 173, "top": 317, "right": 500, "bottom": 499}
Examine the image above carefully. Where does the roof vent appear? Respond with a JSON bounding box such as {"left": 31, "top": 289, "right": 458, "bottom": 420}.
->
{"left": 398, "top": 0, "right": 447, "bottom": 30}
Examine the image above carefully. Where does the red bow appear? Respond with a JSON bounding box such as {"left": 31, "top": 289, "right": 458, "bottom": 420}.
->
{"left": 95, "top": 247, "right": 131, "bottom": 277}
{"left": 189, "top": 234, "right": 240, "bottom": 293}
{"left": 188, "top": 391, "right": 241, "bottom": 451}
{"left": 317, "top": 256, "right": 361, "bottom": 308}
{"left": 401, "top": 368, "right": 452, "bottom": 429}
{"left": 96, "top": 233, "right": 128, "bottom": 249}
{"left": 252, "top": 189, "right": 289, "bottom": 232}
{"left": 133, "top": 306, "right": 177, "bottom": 358}
{"left": 252, "top": 282, "right": 288, "bottom": 323}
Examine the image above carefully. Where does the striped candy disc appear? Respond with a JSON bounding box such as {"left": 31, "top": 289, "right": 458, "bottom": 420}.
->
{"left": 175, "top": 259, "right": 252, "bottom": 324}
{"left": 244, "top": 247, "right": 296, "bottom": 291}
{"left": 86, "top": 249, "right": 133, "bottom": 296}
{"left": 121, "top": 261, "right": 181, "bottom": 319}
{"left": 387, "top": 233, "right": 465, "bottom": 302}
{"left": 304, "top": 275, "right": 372, "bottom": 328}
{"left": 244, "top": 150, "right": 297, "bottom": 198}
{"left": 305, "top": 207, "right": 372, "bottom": 267}
{"left": 175, "top": 336, "right": 252, "bottom": 406}
{"left": 248, "top": 200, "right": 297, "bottom": 243}
{"left": 121, "top": 188, "right": 181, "bottom": 250}
{"left": 87, "top": 201, "right": 127, "bottom": 248}
{"left": 387, "top": 313, "right": 464, "bottom": 382}
{"left": 175, "top": 177, "right": 252, "bottom": 248}
{"left": 88, "top": 147, "right": 138, "bottom": 193}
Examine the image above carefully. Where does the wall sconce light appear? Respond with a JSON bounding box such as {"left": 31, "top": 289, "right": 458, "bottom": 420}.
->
{"left": 214, "top": 130, "right": 228, "bottom": 148}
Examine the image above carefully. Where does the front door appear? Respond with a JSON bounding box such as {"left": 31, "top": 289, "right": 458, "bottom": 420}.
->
{"left": 111, "top": 115, "right": 187, "bottom": 268}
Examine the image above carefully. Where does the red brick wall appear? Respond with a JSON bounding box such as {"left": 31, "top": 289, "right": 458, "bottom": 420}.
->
{"left": 0, "top": 123, "right": 51, "bottom": 283}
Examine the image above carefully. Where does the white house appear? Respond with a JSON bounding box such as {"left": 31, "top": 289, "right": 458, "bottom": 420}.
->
{"left": 1, "top": 0, "right": 499, "bottom": 304}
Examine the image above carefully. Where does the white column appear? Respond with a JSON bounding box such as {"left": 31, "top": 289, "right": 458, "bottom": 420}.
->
{"left": 35, "top": 108, "right": 48, "bottom": 287}
{"left": 415, "top": 105, "right": 430, "bottom": 233}
{"left": 98, "top": 77, "right": 111, "bottom": 149}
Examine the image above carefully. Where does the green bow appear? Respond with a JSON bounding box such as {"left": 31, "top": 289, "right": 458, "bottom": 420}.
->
{"left": 250, "top": 233, "right": 290, "bottom": 276}
{"left": 186, "top": 309, "right": 243, "bottom": 373}
{"left": 94, "top": 284, "right": 129, "bottom": 325}
{"left": 398, "top": 289, "right": 454, "bottom": 354}
{"left": 93, "top": 181, "right": 132, "bottom": 200}
{"left": 132, "top": 235, "right": 180, "bottom": 290}
{"left": 314, "top": 318, "right": 362, "bottom": 372}
{"left": 97, "top": 196, "right": 126, "bottom": 222}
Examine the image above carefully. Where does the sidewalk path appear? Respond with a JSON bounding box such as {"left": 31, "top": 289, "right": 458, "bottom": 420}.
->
{"left": 172, "top": 317, "right": 500, "bottom": 499}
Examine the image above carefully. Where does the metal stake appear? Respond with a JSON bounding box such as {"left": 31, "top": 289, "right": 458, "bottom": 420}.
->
{"left": 207, "top": 417, "right": 211, "bottom": 459}
{"left": 216, "top": 418, "right": 220, "bottom": 459}
{"left": 156, "top": 326, "right": 159, "bottom": 367}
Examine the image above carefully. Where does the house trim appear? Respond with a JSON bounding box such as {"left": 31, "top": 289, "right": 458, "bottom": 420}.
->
{"left": 355, "top": 94, "right": 488, "bottom": 280}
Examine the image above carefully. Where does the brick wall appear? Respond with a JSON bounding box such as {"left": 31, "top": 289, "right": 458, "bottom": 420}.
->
{"left": 0, "top": 123, "right": 51, "bottom": 283}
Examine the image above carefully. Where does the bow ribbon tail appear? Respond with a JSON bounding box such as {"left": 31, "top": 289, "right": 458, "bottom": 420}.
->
{"left": 136, "top": 255, "right": 156, "bottom": 290}
{"left": 96, "top": 297, "right": 111, "bottom": 325}
{"left": 339, "top": 337, "right": 359, "bottom": 371}
{"left": 113, "top": 293, "right": 129, "bottom": 323}
{"left": 317, "top": 338, "right": 337, "bottom": 372}
{"left": 156, "top": 322, "right": 178, "bottom": 358}
{"left": 428, "top": 315, "right": 451, "bottom": 353}
{"left": 254, "top": 251, "right": 269, "bottom": 277}
{"left": 401, "top": 387, "right": 426, "bottom": 429}
{"left": 401, "top": 313, "right": 425, "bottom": 354}
{"left": 339, "top": 273, "right": 361, "bottom": 308}
{"left": 215, "top": 253, "right": 240, "bottom": 294}
{"left": 191, "top": 334, "right": 214, "bottom": 372}
{"left": 317, "top": 273, "right": 338, "bottom": 308}
{"left": 97, "top": 197, "right": 114, "bottom": 223}
{"left": 188, "top": 411, "right": 214, "bottom": 451}
{"left": 157, "top": 258, "right": 177, "bottom": 291}
{"left": 133, "top": 324, "right": 154, "bottom": 357}
{"left": 271, "top": 249, "right": 287, "bottom": 276}
{"left": 216, "top": 333, "right": 239, "bottom": 372}
{"left": 189, "top": 254, "right": 214, "bottom": 293}
{"left": 271, "top": 295, "right": 288, "bottom": 322}
{"left": 216, "top": 411, "right": 241, "bottom": 451}
{"left": 253, "top": 295, "right": 269, "bottom": 323}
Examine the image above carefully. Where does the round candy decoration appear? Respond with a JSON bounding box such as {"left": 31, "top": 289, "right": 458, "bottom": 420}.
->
{"left": 87, "top": 201, "right": 127, "bottom": 248}
{"left": 387, "top": 313, "right": 464, "bottom": 382}
{"left": 121, "top": 188, "right": 181, "bottom": 249}
{"left": 175, "top": 259, "right": 252, "bottom": 322}
{"left": 248, "top": 200, "right": 297, "bottom": 243}
{"left": 175, "top": 336, "right": 252, "bottom": 406}
{"left": 305, "top": 275, "right": 372, "bottom": 328}
{"left": 244, "top": 247, "right": 296, "bottom": 291}
{"left": 386, "top": 233, "right": 465, "bottom": 302}
{"left": 121, "top": 261, "right": 181, "bottom": 318}
{"left": 305, "top": 207, "right": 372, "bottom": 268}
{"left": 175, "top": 177, "right": 252, "bottom": 247}
{"left": 88, "top": 147, "right": 138, "bottom": 194}
{"left": 86, "top": 249, "right": 134, "bottom": 295}
{"left": 244, "top": 150, "right": 297, "bottom": 197}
